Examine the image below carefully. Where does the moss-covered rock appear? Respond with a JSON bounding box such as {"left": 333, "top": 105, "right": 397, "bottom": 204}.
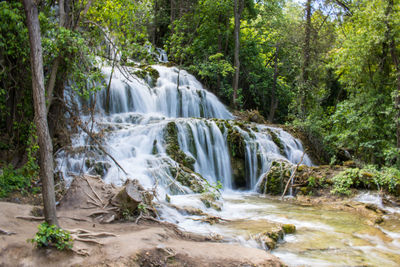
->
{"left": 257, "top": 160, "right": 293, "bottom": 195}
{"left": 200, "top": 192, "right": 223, "bottom": 211}
{"left": 85, "top": 160, "right": 111, "bottom": 177}
{"left": 233, "top": 109, "right": 266, "bottom": 124}
{"left": 226, "top": 125, "right": 247, "bottom": 188}
{"left": 164, "top": 122, "right": 196, "bottom": 171}
{"left": 134, "top": 65, "right": 160, "bottom": 85}
{"left": 256, "top": 227, "right": 285, "bottom": 250}
{"left": 282, "top": 224, "right": 296, "bottom": 234}
{"left": 169, "top": 166, "right": 206, "bottom": 193}
{"left": 267, "top": 129, "right": 284, "bottom": 155}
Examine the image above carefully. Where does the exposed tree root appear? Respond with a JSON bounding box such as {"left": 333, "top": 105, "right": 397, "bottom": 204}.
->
{"left": 15, "top": 216, "right": 44, "bottom": 221}
{"left": 0, "top": 229, "right": 16, "bottom": 235}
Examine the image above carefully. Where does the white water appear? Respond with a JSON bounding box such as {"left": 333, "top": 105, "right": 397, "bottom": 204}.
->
{"left": 53, "top": 62, "right": 400, "bottom": 266}
{"left": 58, "top": 63, "right": 310, "bottom": 193}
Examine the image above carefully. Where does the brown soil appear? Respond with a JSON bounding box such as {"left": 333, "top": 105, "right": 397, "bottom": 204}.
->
{"left": 0, "top": 180, "right": 284, "bottom": 267}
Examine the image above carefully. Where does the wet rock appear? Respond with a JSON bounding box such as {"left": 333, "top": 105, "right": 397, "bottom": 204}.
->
{"left": 375, "top": 216, "right": 384, "bottom": 224}
{"left": 200, "top": 192, "right": 223, "bottom": 211}
{"left": 164, "top": 121, "right": 196, "bottom": 171}
{"left": 225, "top": 125, "right": 247, "bottom": 188}
{"left": 85, "top": 160, "right": 111, "bottom": 177}
{"left": 257, "top": 160, "right": 293, "bottom": 195}
{"left": 170, "top": 166, "right": 206, "bottom": 193}
{"left": 267, "top": 129, "right": 284, "bottom": 155}
{"left": 255, "top": 227, "right": 285, "bottom": 250}
{"left": 282, "top": 224, "right": 296, "bottom": 234}
{"left": 171, "top": 205, "right": 205, "bottom": 216}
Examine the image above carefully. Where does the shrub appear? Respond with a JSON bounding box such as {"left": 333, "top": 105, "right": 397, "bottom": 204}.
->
{"left": 29, "top": 223, "right": 73, "bottom": 250}
{"left": 0, "top": 164, "right": 32, "bottom": 198}
{"left": 331, "top": 168, "right": 361, "bottom": 195}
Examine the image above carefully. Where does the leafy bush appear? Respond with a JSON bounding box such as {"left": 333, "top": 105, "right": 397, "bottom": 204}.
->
{"left": 331, "top": 168, "right": 361, "bottom": 195}
{"left": 29, "top": 223, "right": 73, "bottom": 250}
{"left": 331, "top": 166, "right": 400, "bottom": 196}
{"left": 0, "top": 125, "right": 39, "bottom": 198}
{"left": 0, "top": 165, "right": 32, "bottom": 198}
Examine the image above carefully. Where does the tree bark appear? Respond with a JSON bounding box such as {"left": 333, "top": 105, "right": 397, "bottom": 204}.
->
{"left": 23, "top": 0, "right": 58, "bottom": 226}
{"left": 268, "top": 44, "right": 279, "bottom": 123}
{"left": 232, "top": 0, "right": 243, "bottom": 108}
{"left": 386, "top": 0, "right": 400, "bottom": 165}
{"left": 300, "top": 0, "right": 312, "bottom": 117}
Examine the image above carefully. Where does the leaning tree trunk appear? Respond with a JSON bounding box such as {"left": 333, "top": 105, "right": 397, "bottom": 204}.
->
{"left": 23, "top": 0, "right": 58, "bottom": 226}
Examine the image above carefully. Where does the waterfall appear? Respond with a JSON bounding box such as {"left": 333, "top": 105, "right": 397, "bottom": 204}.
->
{"left": 57, "top": 63, "right": 312, "bottom": 198}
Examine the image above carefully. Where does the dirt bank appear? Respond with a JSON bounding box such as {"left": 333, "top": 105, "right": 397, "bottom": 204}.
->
{"left": 0, "top": 201, "right": 283, "bottom": 266}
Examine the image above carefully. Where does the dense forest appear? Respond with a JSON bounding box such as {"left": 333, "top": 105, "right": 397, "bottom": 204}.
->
{"left": 2, "top": 0, "right": 400, "bottom": 172}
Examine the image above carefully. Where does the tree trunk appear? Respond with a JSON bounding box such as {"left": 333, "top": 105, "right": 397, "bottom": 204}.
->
{"left": 232, "top": 0, "right": 243, "bottom": 108}
{"left": 300, "top": 0, "right": 312, "bottom": 117}
{"left": 387, "top": 0, "right": 400, "bottom": 165}
{"left": 268, "top": 44, "right": 279, "bottom": 123}
{"left": 23, "top": 0, "right": 58, "bottom": 226}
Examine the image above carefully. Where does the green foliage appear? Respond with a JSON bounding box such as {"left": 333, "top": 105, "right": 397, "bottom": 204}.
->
{"left": 29, "top": 223, "right": 73, "bottom": 250}
{"left": 331, "top": 166, "right": 400, "bottom": 196}
{"left": 137, "top": 203, "right": 148, "bottom": 213}
{"left": 331, "top": 168, "right": 361, "bottom": 195}
{"left": 0, "top": 165, "right": 32, "bottom": 198}
{"left": 0, "top": 125, "right": 39, "bottom": 198}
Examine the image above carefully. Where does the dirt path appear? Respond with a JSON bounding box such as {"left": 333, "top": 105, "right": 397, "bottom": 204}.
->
{"left": 0, "top": 202, "right": 283, "bottom": 266}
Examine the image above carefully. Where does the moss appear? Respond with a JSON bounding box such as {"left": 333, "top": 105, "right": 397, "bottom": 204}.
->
{"left": 282, "top": 224, "right": 296, "bottom": 234}
{"left": 258, "top": 161, "right": 292, "bottom": 195}
{"left": 226, "top": 125, "right": 247, "bottom": 188}
{"left": 134, "top": 65, "right": 160, "bottom": 85}
{"left": 200, "top": 192, "right": 222, "bottom": 211}
{"left": 267, "top": 129, "right": 284, "bottom": 155}
{"left": 170, "top": 166, "right": 205, "bottom": 193}
{"left": 226, "top": 127, "right": 246, "bottom": 159}
{"left": 85, "top": 160, "right": 111, "bottom": 177}
{"left": 164, "top": 122, "right": 195, "bottom": 171}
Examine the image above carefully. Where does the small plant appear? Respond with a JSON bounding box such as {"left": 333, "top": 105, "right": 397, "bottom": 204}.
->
{"left": 29, "top": 223, "right": 73, "bottom": 250}
{"left": 137, "top": 203, "right": 148, "bottom": 214}
{"left": 307, "top": 176, "right": 317, "bottom": 188}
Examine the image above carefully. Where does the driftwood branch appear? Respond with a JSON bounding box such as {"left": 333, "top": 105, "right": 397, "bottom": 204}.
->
{"left": 64, "top": 104, "right": 129, "bottom": 176}
{"left": 281, "top": 150, "right": 306, "bottom": 200}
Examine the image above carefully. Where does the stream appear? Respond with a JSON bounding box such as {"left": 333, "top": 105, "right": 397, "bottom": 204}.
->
{"left": 57, "top": 58, "right": 400, "bottom": 266}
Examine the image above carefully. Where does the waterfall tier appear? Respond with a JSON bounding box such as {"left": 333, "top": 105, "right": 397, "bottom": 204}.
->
{"left": 58, "top": 64, "right": 312, "bottom": 197}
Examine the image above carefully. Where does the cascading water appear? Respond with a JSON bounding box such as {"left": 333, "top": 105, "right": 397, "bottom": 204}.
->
{"left": 59, "top": 63, "right": 309, "bottom": 193}
{"left": 57, "top": 61, "right": 400, "bottom": 266}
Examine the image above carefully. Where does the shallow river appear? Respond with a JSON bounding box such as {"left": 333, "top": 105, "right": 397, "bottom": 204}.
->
{"left": 165, "top": 192, "right": 400, "bottom": 266}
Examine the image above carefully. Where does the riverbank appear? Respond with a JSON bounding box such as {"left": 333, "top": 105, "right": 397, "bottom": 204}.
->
{"left": 0, "top": 201, "right": 283, "bottom": 266}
